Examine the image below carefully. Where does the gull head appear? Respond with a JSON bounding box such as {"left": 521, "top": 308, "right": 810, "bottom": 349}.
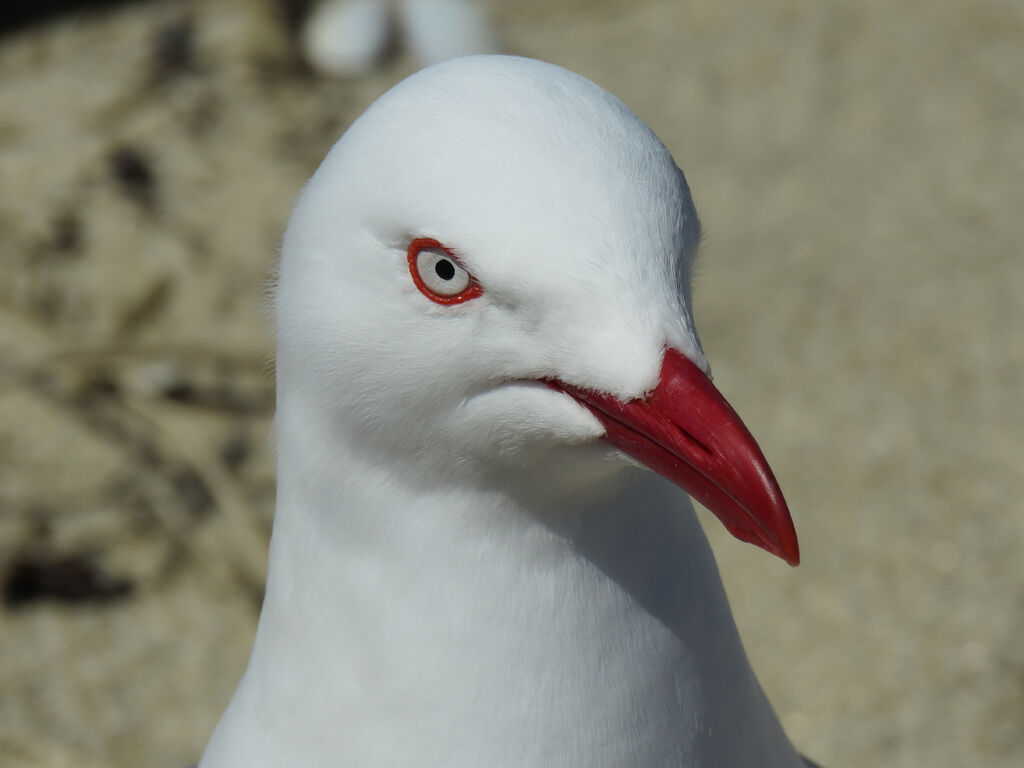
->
{"left": 275, "top": 56, "right": 797, "bottom": 563}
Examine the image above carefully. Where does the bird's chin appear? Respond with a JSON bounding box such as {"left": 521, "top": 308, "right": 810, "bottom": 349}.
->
{"left": 481, "top": 437, "right": 639, "bottom": 506}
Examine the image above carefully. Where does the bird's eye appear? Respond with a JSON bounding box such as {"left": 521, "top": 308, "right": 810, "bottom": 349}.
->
{"left": 407, "top": 238, "right": 483, "bottom": 305}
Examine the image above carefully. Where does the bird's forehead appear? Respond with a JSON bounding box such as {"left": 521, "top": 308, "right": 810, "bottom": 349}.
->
{"left": 325, "top": 56, "right": 697, "bottom": 278}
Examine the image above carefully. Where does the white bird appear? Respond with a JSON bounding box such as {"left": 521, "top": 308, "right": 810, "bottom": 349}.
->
{"left": 199, "top": 55, "right": 814, "bottom": 767}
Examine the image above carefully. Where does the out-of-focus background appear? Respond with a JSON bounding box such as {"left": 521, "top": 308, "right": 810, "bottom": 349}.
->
{"left": 0, "top": 1, "right": 1021, "bottom": 766}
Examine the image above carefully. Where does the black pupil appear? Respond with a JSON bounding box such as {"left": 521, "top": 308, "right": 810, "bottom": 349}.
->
{"left": 434, "top": 259, "right": 456, "bottom": 281}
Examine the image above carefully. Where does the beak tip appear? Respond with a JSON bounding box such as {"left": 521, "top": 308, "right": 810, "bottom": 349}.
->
{"left": 755, "top": 533, "right": 800, "bottom": 566}
{"left": 724, "top": 509, "right": 800, "bottom": 566}
{"left": 770, "top": 511, "right": 801, "bottom": 567}
{"left": 783, "top": 544, "right": 801, "bottom": 567}
{"left": 775, "top": 530, "right": 801, "bottom": 567}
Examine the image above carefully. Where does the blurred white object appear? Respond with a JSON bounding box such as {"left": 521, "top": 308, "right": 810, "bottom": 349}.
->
{"left": 397, "top": 0, "right": 497, "bottom": 66}
{"left": 302, "top": 0, "right": 392, "bottom": 76}
{"left": 302, "top": 0, "right": 497, "bottom": 76}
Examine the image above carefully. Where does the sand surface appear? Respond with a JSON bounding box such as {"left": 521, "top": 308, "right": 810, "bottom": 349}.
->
{"left": 1, "top": 1, "right": 1022, "bottom": 766}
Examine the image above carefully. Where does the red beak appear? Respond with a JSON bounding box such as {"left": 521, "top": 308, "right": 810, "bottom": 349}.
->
{"left": 548, "top": 349, "right": 799, "bottom": 565}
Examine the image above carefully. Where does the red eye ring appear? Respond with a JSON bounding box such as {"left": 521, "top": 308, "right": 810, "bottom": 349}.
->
{"left": 407, "top": 237, "right": 484, "bottom": 305}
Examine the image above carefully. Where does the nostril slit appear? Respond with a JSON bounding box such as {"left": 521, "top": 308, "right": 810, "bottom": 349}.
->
{"left": 669, "top": 422, "right": 713, "bottom": 456}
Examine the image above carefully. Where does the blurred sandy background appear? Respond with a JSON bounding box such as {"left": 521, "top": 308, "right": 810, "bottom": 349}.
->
{"left": 1, "top": 0, "right": 1021, "bottom": 766}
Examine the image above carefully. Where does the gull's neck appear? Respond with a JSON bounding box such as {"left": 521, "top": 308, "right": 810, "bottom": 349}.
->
{"left": 200, "top": 418, "right": 802, "bottom": 768}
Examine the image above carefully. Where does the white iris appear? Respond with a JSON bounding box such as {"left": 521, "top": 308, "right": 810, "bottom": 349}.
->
{"left": 416, "top": 247, "right": 472, "bottom": 296}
